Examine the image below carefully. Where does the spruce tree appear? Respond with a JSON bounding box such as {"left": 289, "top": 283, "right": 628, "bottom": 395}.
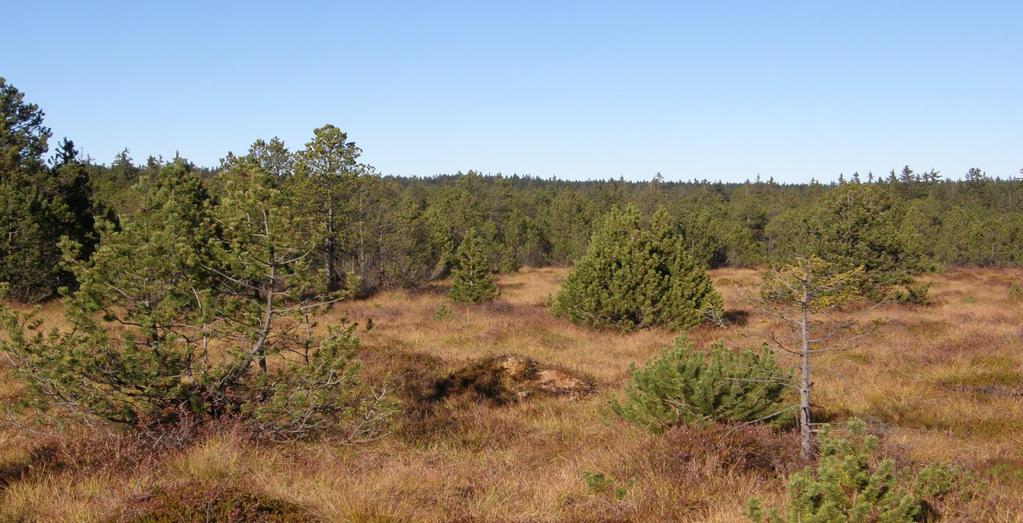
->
{"left": 449, "top": 229, "right": 499, "bottom": 304}
{"left": 552, "top": 204, "right": 722, "bottom": 331}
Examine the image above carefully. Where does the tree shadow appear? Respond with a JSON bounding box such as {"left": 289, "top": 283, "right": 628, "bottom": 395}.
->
{"left": 721, "top": 309, "right": 750, "bottom": 327}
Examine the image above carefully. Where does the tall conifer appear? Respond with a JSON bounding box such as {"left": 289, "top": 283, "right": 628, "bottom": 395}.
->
{"left": 449, "top": 229, "right": 500, "bottom": 304}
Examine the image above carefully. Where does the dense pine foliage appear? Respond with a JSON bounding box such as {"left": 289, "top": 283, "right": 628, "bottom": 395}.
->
{"left": 40, "top": 154, "right": 1023, "bottom": 304}
{"left": 746, "top": 420, "right": 962, "bottom": 523}
{"left": 449, "top": 229, "right": 500, "bottom": 304}
{"left": 612, "top": 337, "right": 791, "bottom": 431}
{"left": 0, "top": 79, "right": 103, "bottom": 302}
{"left": 552, "top": 205, "right": 722, "bottom": 331}
{"left": 0, "top": 134, "right": 391, "bottom": 440}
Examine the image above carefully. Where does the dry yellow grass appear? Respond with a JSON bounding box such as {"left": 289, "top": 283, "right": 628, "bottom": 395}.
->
{"left": 2, "top": 267, "right": 1022, "bottom": 521}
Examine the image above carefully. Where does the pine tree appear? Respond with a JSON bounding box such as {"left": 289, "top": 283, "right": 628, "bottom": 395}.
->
{"left": 805, "top": 184, "right": 923, "bottom": 299}
{"left": 612, "top": 337, "right": 791, "bottom": 431}
{"left": 423, "top": 174, "right": 488, "bottom": 276}
{"left": 378, "top": 197, "right": 435, "bottom": 288}
{"left": 1, "top": 77, "right": 54, "bottom": 301}
{"left": 0, "top": 160, "right": 218, "bottom": 424}
{"left": 0, "top": 78, "right": 99, "bottom": 301}
{"left": 0, "top": 147, "right": 391, "bottom": 439}
{"left": 746, "top": 420, "right": 961, "bottom": 522}
{"left": 293, "top": 125, "right": 364, "bottom": 292}
{"left": 449, "top": 229, "right": 499, "bottom": 304}
{"left": 760, "top": 256, "right": 864, "bottom": 459}
{"left": 552, "top": 204, "right": 722, "bottom": 331}
{"left": 934, "top": 206, "right": 978, "bottom": 265}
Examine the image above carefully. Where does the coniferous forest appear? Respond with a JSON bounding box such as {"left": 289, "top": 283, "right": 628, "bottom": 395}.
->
{"left": 2, "top": 71, "right": 1023, "bottom": 521}
{"left": 4, "top": 76, "right": 1022, "bottom": 303}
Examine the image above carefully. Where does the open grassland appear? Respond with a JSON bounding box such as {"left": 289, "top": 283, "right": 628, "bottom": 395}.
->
{"left": 2, "top": 267, "right": 1023, "bottom": 521}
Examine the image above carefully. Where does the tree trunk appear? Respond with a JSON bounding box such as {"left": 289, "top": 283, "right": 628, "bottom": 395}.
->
{"left": 325, "top": 201, "right": 339, "bottom": 292}
{"left": 258, "top": 283, "right": 271, "bottom": 374}
{"left": 259, "top": 225, "right": 276, "bottom": 374}
{"left": 799, "top": 289, "right": 814, "bottom": 460}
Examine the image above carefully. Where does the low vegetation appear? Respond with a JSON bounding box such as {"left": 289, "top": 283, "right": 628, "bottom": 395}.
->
{"left": 746, "top": 420, "right": 965, "bottom": 523}
{"left": 611, "top": 337, "right": 791, "bottom": 431}
{"left": 2, "top": 267, "right": 1021, "bottom": 521}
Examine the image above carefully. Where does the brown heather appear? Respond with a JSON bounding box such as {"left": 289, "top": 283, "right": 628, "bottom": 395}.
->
{"left": 2, "top": 267, "right": 1022, "bottom": 521}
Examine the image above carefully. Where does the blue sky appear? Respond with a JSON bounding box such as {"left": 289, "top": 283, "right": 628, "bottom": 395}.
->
{"left": 4, "top": 1, "right": 1021, "bottom": 182}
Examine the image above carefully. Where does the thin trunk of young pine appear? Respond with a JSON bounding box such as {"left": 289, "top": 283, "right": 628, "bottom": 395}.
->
{"left": 219, "top": 280, "right": 274, "bottom": 390}
{"left": 258, "top": 209, "right": 274, "bottom": 374}
{"left": 258, "top": 275, "right": 272, "bottom": 374}
{"left": 799, "top": 286, "right": 814, "bottom": 460}
{"left": 325, "top": 201, "right": 339, "bottom": 292}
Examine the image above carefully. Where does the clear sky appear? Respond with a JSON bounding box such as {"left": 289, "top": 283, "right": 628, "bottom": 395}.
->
{"left": 4, "top": 1, "right": 1021, "bottom": 182}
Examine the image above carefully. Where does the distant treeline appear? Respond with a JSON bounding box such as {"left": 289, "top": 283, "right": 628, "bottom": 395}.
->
{"left": 3, "top": 76, "right": 1022, "bottom": 302}
{"left": 40, "top": 153, "right": 1023, "bottom": 297}
{"left": 93, "top": 155, "right": 1023, "bottom": 268}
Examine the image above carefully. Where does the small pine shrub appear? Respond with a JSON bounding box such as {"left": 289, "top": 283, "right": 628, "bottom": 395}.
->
{"left": 449, "top": 229, "right": 500, "bottom": 304}
{"left": 889, "top": 282, "right": 931, "bottom": 305}
{"left": 552, "top": 205, "right": 722, "bottom": 332}
{"left": 433, "top": 304, "right": 454, "bottom": 321}
{"left": 582, "top": 471, "right": 634, "bottom": 500}
{"left": 243, "top": 325, "right": 395, "bottom": 442}
{"left": 1008, "top": 282, "right": 1023, "bottom": 302}
{"left": 746, "top": 419, "right": 963, "bottom": 523}
{"left": 611, "top": 337, "right": 792, "bottom": 432}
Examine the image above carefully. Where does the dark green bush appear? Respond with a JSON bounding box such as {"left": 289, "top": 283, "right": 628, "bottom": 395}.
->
{"left": 552, "top": 205, "right": 722, "bottom": 331}
{"left": 806, "top": 184, "right": 926, "bottom": 300}
{"left": 611, "top": 337, "right": 791, "bottom": 431}
{"left": 449, "top": 229, "right": 500, "bottom": 304}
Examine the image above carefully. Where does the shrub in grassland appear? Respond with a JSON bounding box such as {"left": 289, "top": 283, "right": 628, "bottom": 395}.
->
{"left": 449, "top": 229, "right": 500, "bottom": 304}
{"left": 888, "top": 282, "right": 932, "bottom": 305}
{"left": 1008, "top": 282, "right": 1023, "bottom": 302}
{"left": 552, "top": 205, "right": 722, "bottom": 331}
{"left": 243, "top": 325, "right": 395, "bottom": 442}
{"left": 807, "top": 184, "right": 927, "bottom": 300}
{"left": 746, "top": 419, "right": 965, "bottom": 523}
{"left": 611, "top": 337, "right": 792, "bottom": 431}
